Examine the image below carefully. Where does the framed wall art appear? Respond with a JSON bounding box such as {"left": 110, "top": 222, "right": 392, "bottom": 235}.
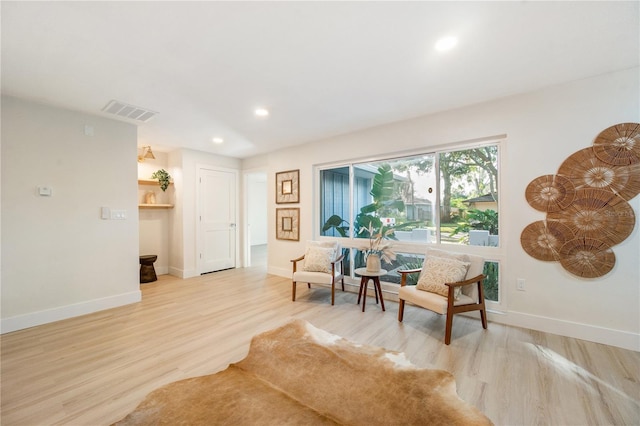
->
{"left": 276, "top": 208, "right": 300, "bottom": 241}
{"left": 276, "top": 169, "right": 299, "bottom": 204}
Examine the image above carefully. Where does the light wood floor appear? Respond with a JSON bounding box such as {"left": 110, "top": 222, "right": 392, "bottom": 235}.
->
{"left": 2, "top": 267, "right": 639, "bottom": 425}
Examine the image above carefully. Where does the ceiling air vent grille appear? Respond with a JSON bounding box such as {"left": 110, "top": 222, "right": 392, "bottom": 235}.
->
{"left": 102, "top": 100, "right": 157, "bottom": 123}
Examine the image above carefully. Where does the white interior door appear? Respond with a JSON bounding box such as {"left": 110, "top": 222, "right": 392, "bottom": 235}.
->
{"left": 198, "top": 167, "right": 237, "bottom": 274}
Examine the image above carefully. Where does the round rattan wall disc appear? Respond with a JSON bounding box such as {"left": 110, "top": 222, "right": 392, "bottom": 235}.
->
{"left": 559, "top": 238, "right": 615, "bottom": 278}
{"left": 521, "top": 220, "right": 574, "bottom": 261}
{"left": 525, "top": 174, "right": 576, "bottom": 212}
{"left": 593, "top": 122, "right": 640, "bottom": 166}
{"left": 557, "top": 147, "right": 640, "bottom": 204}
{"left": 546, "top": 189, "right": 635, "bottom": 246}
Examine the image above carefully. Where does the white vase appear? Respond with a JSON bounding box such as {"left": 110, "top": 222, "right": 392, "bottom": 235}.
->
{"left": 366, "top": 253, "right": 381, "bottom": 272}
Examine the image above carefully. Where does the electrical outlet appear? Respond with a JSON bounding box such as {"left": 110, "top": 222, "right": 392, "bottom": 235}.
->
{"left": 517, "top": 278, "right": 526, "bottom": 291}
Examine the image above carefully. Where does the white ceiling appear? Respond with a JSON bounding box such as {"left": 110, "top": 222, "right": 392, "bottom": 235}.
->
{"left": 2, "top": 1, "right": 638, "bottom": 159}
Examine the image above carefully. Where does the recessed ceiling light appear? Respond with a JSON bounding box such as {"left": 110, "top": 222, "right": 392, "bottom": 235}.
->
{"left": 435, "top": 36, "right": 458, "bottom": 52}
{"left": 212, "top": 137, "right": 224, "bottom": 144}
{"left": 254, "top": 108, "right": 269, "bottom": 117}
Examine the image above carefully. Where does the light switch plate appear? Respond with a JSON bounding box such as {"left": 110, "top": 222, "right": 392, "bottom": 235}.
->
{"left": 110, "top": 209, "right": 127, "bottom": 220}
{"left": 38, "top": 186, "right": 52, "bottom": 196}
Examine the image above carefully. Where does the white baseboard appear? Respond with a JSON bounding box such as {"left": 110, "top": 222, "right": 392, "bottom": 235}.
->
{"left": 154, "top": 265, "right": 169, "bottom": 275}
{"left": 268, "top": 265, "right": 291, "bottom": 278}
{"left": 168, "top": 266, "right": 184, "bottom": 277}
{"left": 183, "top": 269, "right": 198, "bottom": 279}
{"left": 487, "top": 310, "right": 640, "bottom": 352}
{"left": 168, "top": 266, "right": 198, "bottom": 278}
{"left": 270, "top": 266, "right": 639, "bottom": 351}
{"left": 1, "top": 290, "right": 141, "bottom": 334}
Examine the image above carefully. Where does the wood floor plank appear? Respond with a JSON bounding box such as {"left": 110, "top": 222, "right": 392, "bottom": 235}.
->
{"left": 2, "top": 267, "right": 639, "bottom": 425}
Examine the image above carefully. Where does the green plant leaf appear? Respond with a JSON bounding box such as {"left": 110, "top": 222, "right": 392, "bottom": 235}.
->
{"left": 151, "top": 169, "right": 172, "bottom": 192}
{"left": 321, "top": 214, "right": 349, "bottom": 237}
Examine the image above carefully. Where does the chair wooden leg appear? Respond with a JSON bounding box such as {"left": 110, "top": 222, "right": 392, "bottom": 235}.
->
{"left": 480, "top": 307, "right": 488, "bottom": 329}
{"left": 445, "top": 311, "right": 454, "bottom": 345}
{"left": 477, "top": 280, "right": 488, "bottom": 329}
{"left": 341, "top": 277, "right": 345, "bottom": 292}
{"left": 307, "top": 283, "right": 311, "bottom": 289}
{"left": 331, "top": 282, "right": 335, "bottom": 305}
{"left": 292, "top": 281, "right": 297, "bottom": 301}
{"left": 398, "top": 299, "right": 405, "bottom": 322}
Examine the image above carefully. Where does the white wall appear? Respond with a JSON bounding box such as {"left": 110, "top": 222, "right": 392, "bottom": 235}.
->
{"left": 1, "top": 96, "right": 141, "bottom": 332}
{"left": 259, "top": 68, "right": 640, "bottom": 350}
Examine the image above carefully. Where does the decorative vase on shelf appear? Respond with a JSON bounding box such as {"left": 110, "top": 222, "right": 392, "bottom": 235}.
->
{"left": 145, "top": 191, "right": 156, "bottom": 204}
{"left": 366, "top": 253, "right": 381, "bottom": 273}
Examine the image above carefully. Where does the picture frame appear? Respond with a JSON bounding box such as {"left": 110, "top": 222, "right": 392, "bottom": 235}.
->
{"left": 276, "top": 169, "right": 299, "bottom": 204}
{"left": 276, "top": 208, "right": 300, "bottom": 241}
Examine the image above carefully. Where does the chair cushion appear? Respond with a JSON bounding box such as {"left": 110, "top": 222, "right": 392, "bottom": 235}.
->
{"left": 306, "top": 240, "right": 339, "bottom": 253}
{"left": 420, "top": 249, "right": 468, "bottom": 297}
{"left": 399, "top": 285, "right": 475, "bottom": 315}
{"left": 293, "top": 270, "right": 339, "bottom": 285}
{"left": 423, "top": 248, "right": 484, "bottom": 301}
{"left": 303, "top": 240, "right": 339, "bottom": 270}
{"left": 303, "top": 246, "right": 335, "bottom": 273}
{"left": 416, "top": 256, "right": 470, "bottom": 298}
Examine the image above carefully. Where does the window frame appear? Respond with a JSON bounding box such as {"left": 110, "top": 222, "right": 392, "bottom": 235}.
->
{"left": 313, "top": 138, "right": 505, "bottom": 309}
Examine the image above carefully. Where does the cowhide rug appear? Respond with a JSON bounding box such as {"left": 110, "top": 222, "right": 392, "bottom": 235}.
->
{"left": 114, "top": 320, "right": 492, "bottom": 425}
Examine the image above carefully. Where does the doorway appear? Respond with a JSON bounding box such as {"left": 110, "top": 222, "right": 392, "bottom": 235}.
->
{"left": 245, "top": 171, "right": 267, "bottom": 267}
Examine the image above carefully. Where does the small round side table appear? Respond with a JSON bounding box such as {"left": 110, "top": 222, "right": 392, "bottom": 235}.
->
{"left": 354, "top": 267, "right": 387, "bottom": 312}
{"left": 139, "top": 255, "right": 158, "bottom": 283}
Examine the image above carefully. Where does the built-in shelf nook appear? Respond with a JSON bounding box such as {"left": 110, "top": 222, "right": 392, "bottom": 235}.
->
{"left": 138, "top": 179, "right": 174, "bottom": 209}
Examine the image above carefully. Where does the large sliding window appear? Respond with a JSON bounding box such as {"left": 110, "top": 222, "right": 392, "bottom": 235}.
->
{"left": 319, "top": 142, "right": 501, "bottom": 302}
{"left": 439, "top": 146, "right": 499, "bottom": 247}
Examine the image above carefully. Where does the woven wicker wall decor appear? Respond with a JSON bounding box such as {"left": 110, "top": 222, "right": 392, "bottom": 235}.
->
{"left": 557, "top": 147, "right": 640, "bottom": 204}
{"left": 558, "top": 238, "right": 616, "bottom": 278}
{"left": 521, "top": 220, "right": 574, "bottom": 261}
{"left": 546, "top": 189, "right": 635, "bottom": 246}
{"left": 521, "top": 122, "right": 639, "bottom": 278}
{"left": 525, "top": 174, "right": 576, "bottom": 212}
{"left": 593, "top": 122, "right": 640, "bottom": 166}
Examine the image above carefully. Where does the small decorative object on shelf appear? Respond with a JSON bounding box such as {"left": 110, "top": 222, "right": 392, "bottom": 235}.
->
{"left": 151, "top": 169, "right": 172, "bottom": 191}
{"left": 145, "top": 191, "right": 156, "bottom": 204}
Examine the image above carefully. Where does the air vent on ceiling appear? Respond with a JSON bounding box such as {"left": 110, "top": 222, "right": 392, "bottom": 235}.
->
{"left": 102, "top": 100, "right": 158, "bottom": 123}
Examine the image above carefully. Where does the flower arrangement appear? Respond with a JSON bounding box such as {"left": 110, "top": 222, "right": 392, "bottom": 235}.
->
{"left": 359, "top": 222, "right": 397, "bottom": 264}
